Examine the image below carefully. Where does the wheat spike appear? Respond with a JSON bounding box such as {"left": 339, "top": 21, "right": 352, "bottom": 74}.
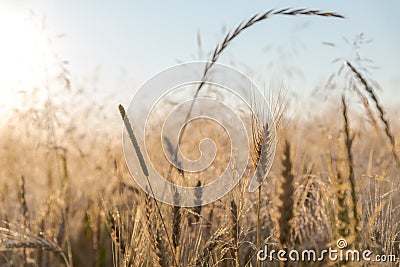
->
{"left": 278, "top": 140, "right": 295, "bottom": 248}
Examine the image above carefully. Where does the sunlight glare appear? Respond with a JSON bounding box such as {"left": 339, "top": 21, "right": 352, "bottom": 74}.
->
{"left": 0, "top": 10, "right": 52, "bottom": 111}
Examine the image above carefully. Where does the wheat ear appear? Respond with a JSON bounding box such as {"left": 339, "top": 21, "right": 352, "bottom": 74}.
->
{"left": 278, "top": 140, "right": 295, "bottom": 248}
{"left": 118, "top": 104, "right": 178, "bottom": 266}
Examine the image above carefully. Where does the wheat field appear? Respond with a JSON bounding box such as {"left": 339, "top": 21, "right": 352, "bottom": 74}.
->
{"left": 0, "top": 7, "right": 399, "bottom": 267}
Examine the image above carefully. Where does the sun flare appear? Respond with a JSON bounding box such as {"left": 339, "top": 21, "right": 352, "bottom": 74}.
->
{"left": 0, "top": 10, "right": 52, "bottom": 110}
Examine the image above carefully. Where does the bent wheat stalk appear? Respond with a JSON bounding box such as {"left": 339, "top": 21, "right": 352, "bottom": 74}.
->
{"left": 344, "top": 60, "right": 400, "bottom": 167}
{"left": 172, "top": 8, "right": 345, "bottom": 180}
{"left": 183, "top": 7, "right": 344, "bottom": 129}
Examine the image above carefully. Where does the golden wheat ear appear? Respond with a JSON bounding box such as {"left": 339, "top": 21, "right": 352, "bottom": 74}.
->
{"left": 249, "top": 120, "right": 276, "bottom": 192}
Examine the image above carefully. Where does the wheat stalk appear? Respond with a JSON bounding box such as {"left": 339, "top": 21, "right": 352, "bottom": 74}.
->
{"left": 0, "top": 223, "right": 70, "bottom": 267}
{"left": 172, "top": 188, "right": 181, "bottom": 250}
{"left": 335, "top": 172, "right": 352, "bottom": 239}
{"left": 18, "top": 175, "right": 29, "bottom": 263}
{"left": 193, "top": 181, "right": 202, "bottom": 223}
{"left": 341, "top": 95, "right": 360, "bottom": 238}
{"left": 118, "top": 104, "right": 179, "bottom": 266}
{"left": 194, "top": 227, "right": 225, "bottom": 266}
{"left": 345, "top": 60, "right": 400, "bottom": 167}
{"left": 230, "top": 200, "right": 240, "bottom": 267}
{"left": 155, "top": 228, "right": 170, "bottom": 267}
{"left": 251, "top": 109, "right": 275, "bottom": 267}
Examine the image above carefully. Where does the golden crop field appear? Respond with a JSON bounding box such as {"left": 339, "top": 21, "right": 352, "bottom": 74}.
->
{"left": 0, "top": 5, "right": 399, "bottom": 267}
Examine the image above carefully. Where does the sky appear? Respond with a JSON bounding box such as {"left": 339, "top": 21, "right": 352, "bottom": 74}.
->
{"left": 0, "top": 1, "right": 399, "bottom": 112}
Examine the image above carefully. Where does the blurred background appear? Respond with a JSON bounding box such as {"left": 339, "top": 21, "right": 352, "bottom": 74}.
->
{"left": 1, "top": 0, "right": 399, "bottom": 117}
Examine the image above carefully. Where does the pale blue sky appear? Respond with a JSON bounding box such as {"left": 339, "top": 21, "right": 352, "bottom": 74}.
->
{"left": 1, "top": 1, "right": 399, "bottom": 108}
